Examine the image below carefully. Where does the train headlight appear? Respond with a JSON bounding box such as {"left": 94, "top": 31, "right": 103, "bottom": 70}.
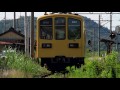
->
{"left": 42, "top": 43, "right": 52, "bottom": 48}
{"left": 69, "top": 43, "right": 79, "bottom": 48}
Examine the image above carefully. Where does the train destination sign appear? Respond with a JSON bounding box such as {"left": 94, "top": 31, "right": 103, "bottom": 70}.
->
{"left": 55, "top": 18, "right": 66, "bottom": 25}
{"left": 68, "top": 18, "right": 80, "bottom": 25}
{"left": 40, "top": 18, "right": 52, "bottom": 25}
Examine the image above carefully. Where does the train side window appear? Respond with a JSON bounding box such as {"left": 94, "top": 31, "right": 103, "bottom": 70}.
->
{"left": 55, "top": 17, "right": 66, "bottom": 40}
{"left": 68, "top": 18, "right": 81, "bottom": 40}
{"left": 40, "top": 18, "right": 53, "bottom": 40}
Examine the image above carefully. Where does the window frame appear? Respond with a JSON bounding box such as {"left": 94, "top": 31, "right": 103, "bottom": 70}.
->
{"left": 40, "top": 18, "right": 53, "bottom": 40}
{"left": 54, "top": 17, "right": 66, "bottom": 40}
{"left": 68, "top": 18, "right": 81, "bottom": 40}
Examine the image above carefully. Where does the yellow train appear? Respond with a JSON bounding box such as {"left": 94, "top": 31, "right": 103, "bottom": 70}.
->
{"left": 36, "top": 12, "right": 86, "bottom": 70}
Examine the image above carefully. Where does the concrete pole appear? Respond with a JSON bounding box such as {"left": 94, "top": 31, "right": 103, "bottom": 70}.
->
{"left": 13, "top": 12, "right": 16, "bottom": 30}
{"left": 4, "top": 12, "right": 6, "bottom": 32}
{"left": 30, "top": 12, "right": 34, "bottom": 58}
{"left": 24, "top": 12, "right": 29, "bottom": 56}
{"left": 98, "top": 15, "right": 100, "bottom": 56}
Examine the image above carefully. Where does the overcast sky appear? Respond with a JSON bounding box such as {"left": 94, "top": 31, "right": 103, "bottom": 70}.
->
{"left": 0, "top": 12, "right": 120, "bottom": 30}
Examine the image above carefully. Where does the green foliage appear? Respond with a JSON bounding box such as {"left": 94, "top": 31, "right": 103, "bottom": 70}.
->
{"left": 46, "top": 51, "right": 120, "bottom": 78}
{"left": 0, "top": 47, "right": 50, "bottom": 77}
{"left": 64, "top": 51, "right": 119, "bottom": 78}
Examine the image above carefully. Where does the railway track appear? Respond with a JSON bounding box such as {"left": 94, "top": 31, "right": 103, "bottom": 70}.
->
{"left": 41, "top": 72, "right": 55, "bottom": 78}
{"left": 33, "top": 70, "right": 69, "bottom": 78}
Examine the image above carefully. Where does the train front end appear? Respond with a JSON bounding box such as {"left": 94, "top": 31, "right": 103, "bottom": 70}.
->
{"left": 36, "top": 13, "right": 86, "bottom": 69}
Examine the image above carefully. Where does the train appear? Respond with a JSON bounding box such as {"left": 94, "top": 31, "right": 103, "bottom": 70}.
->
{"left": 36, "top": 12, "right": 86, "bottom": 71}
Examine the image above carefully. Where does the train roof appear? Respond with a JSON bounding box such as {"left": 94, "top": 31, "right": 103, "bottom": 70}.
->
{"left": 37, "top": 13, "right": 83, "bottom": 20}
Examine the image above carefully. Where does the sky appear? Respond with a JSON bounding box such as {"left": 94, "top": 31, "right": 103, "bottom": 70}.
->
{"left": 0, "top": 12, "right": 120, "bottom": 31}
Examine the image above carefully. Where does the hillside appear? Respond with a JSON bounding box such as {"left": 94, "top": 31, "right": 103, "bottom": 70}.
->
{"left": 0, "top": 16, "right": 111, "bottom": 51}
{"left": 83, "top": 16, "right": 111, "bottom": 51}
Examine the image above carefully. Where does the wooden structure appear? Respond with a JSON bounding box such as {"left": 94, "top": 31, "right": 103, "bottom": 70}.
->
{"left": 100, "top": 39, "right": 115, "bottom": 54}
{"left": 0, "top": 41, "right": 12, "bottom": 52}
{"left": 0, "top": 27, "right": 25, "bottom": 51}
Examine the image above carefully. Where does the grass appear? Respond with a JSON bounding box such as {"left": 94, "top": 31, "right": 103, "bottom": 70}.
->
{"left": 65, "top": 51, "right": 119, "bottom": 78}
{"left": 49, "top": 51, "right": 120, "bottom": 78}
{"left": 0, "top": 47, "right": 51, "bottom": 78}
{"left": 0, "top": 47, "right": 119, "bottom": 78}
{"left": 0, "top": 69, "right": 31, "bottom": 78}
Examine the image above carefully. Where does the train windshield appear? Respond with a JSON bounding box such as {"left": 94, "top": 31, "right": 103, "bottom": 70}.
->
{"left": 68, "top": 18, "right": 81, "bottom": 40}
{"left": 40, "top": 18, "right": 53, "bottom": 40}
{"left": 55, "top": 17, "right": 66, "bottom": 40}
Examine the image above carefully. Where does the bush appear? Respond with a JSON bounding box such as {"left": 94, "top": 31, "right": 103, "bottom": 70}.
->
{"left": 65, "top": 51, "right": 119, "bottom": 78}
{"left": 0, "top": 47, "right": 50, "bottom": 77}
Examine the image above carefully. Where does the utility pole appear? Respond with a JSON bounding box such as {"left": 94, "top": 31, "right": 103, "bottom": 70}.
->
{"left": 110, "top": 12, "right": 112, "bottom": 33}
{"left": 98, "top": 15, "right": 100, "bottom": 56}
{"left": 110, "top": 12, "right": 113, "bottom": 53}
{"left": 24, "top": 12, "right": 29, "bottom": 56}
{"left": 91, "top": 30, "right": 92, "bottom": 52}
{"left": 30, "top": 12, "right": 34, "bottom": 58}
{"left": 24, "top": 12, "right": 27, "bottom": 55}
{"left": 93, "top": 28, "right": 95, "bottom": 56}
{"left": 116, "top": 33, "right": 118, "bottom": 52}
{"left": 115, "top": 26, "right": 120, "bottom": 52}
{"left": 19, "top": 12, "right": 21, "bottom": 32}
{"left": 17, "top": 13, "right": 21, "bottom": 31}
{"left": 17, "top": 19, "right": 19, "bottom": 31}
{"left": 13, "top": 12, "right": 16, "bottom": 30}
{"left": 27, "top": 14, "right": 30, "bottom": 57}
{"left": 4, "top": 12, "right": 6, "bottom": 32}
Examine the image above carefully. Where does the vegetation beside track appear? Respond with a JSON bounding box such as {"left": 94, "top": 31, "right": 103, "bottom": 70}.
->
{"left": 0, "top": 48, "right": 119, "bottom": 78}
{"left": 0, "top": 47, "right": 51, "bottom": 78}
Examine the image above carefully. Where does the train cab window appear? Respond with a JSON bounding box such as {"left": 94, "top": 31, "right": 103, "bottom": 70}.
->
{"left": 40, "top": 18, "right": 53, "bottom": 40}
{"left": 68, "top": 18, "right": 81, "bottom": 40}
{"left": 55, "top": 18, "right": 66, "bottom": 40}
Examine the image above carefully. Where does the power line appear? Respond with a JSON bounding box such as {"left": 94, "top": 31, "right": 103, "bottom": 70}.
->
{"left": 76, "top": 12, "right": 120, "bottom": 14}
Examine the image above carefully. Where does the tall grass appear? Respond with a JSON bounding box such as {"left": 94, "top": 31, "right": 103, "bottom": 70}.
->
{"left": 40, "top": 51, "right": 120, "bottom": 78}
{"left": 0, "top": 69, "right": 30, "bottom": 78}
{"left": 65, "top": 51, "right": 120, "bottom": 78}
{"left": 1, "top": 47, "right": 119, "bottom": 78}
{"left": 0, "top": 47, "right": 50, "bottom": 78}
